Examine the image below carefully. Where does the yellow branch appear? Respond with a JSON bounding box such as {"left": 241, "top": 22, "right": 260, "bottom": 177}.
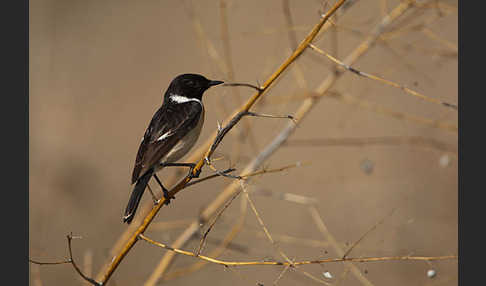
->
{"left": 139, "top": 233, "right": 457, "bottom": 266}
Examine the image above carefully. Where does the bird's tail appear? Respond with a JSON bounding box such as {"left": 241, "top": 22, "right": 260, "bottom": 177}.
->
{"left": 123, "top": 169, "right": 153, "bottom": 224}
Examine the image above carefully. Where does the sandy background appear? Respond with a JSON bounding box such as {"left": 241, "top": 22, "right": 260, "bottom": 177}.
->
{"left": 29, "top": 0, "right": 458, "bottom": 285}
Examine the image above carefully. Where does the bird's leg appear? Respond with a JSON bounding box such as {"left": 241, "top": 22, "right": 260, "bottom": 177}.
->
{"left": 146, "top": 184, "right": 161, "bottom": 205}
{"left": 153, "top": 173, "right": 175, "bottom": 205}
{"left": 159, "top": 162, "right": 201, "bottom": 179}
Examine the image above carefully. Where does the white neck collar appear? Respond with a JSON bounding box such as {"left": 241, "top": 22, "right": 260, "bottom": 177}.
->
{"left": 169, "top": 93, "right": 201, "bottom": 104}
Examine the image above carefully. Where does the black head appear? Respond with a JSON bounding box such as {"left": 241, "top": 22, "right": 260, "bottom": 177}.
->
{"left": 165, "top": 74, "right": 224, "bottom": 101}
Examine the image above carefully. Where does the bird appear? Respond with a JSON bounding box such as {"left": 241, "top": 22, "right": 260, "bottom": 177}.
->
{"left": 123, "top": 73, "right": 224, "bottom": 224}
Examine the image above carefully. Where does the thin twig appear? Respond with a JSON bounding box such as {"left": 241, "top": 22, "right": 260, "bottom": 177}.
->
{"left": 163, "top": 197, "right": 249, "bottom": 281}
{"left": 206, "top": 110, "right": 294, "bottom": 162}
{"left": 240, "top": 181, "right": 293, "bottom": 264}
{"left": 222, "top": 82, "right": 263, "bottom": 92}
{"left": 309, "top": 206, "right": 374, "bottom": 286}
{"left": 29, "top": 259, "right": 71, "bottom": 265}
{"left": 185, "top": 168, "right": 236, "bottom": 187}
{"left": 139, "top": 233, "right": 457, "bottom": 266}
{"left": 309, "top": 43, "right": 457, "bottom": 110}
{"left": 240, "top": 162, "right": 308, "bottom": 179}
{"left": 205, "top": 161, "right": 243, "bottom": 179}
{"left": 66, "top": 234, "right": 101, "bottom": 286}
{"left": 245, "top": 111, "right": 296, "bottom": 123}
{"left": 196, "top": 189, "right": 242, "bottom": 256}
{"left": 240, "top": 182, "right": 330, "bottom": 285}
{"left": 30, "top": 234, "right": 101, "bottom": 286}
{"left": 342, "top": 208, "right": 396, "bottom": 258}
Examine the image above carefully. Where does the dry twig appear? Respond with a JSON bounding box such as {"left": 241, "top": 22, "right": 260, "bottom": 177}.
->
{"left": 309, "top": 43, "right": 457, "bottom": 110}
{"left": 139, "top": 233, "right": 457, "bottom": 266}
{"left": 196, "top": 189, "right": 242, "bottom": 256}
{"left": 30, "top": 234, "right": 100, "bottom": 286}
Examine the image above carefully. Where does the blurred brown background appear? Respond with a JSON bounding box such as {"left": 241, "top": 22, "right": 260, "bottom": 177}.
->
{"left": 29, "top": 0, "right": 457, "bottom": 285}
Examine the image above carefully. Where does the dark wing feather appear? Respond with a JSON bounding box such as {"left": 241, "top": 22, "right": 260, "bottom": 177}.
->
{"left": 131, "top": 101, "right": 202, "bottom": 184}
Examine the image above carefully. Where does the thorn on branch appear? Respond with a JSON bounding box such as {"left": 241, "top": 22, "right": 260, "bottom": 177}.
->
{"left": 217, "top": 120, "right": 223, "bottom": 132}
{"left": 185, "top": 168, "right": 237, "bottom": 187}
{"left": 205, "top": 159, "right": 242, "bottom": 180}
{"left": 208, "top": 110, "right": 295, "bottom": 163}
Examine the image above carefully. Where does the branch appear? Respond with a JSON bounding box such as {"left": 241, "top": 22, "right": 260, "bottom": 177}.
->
{"left": 185, "top": 167, "right": 236, "bottom": 187}
{"left": 308, "top": 43, "right": 458, "bottom": 110}
{"left": 342, "top": 208, "right": 396, "bottom": 258}
{"left": 97, "top": 1, "right": 348, "bottom": 284}
{"left": 221, "top": 82, "right": 262, "bottom": 92}
{"left": 164, "top": 197, "right": 249, "bottom": 281}
{"left": 195, "top": 189, "right": 242, "bottom": 256}
{"left": 139, "top": 233, "right": 457, "bottom": 266}
{"left": 30, "top": 233, "right": 101, "bottom": 286}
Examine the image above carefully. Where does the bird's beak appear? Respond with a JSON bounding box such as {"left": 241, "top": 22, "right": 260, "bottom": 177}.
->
{"left": 208, "top": 80, "right": 224, "bottom": 87}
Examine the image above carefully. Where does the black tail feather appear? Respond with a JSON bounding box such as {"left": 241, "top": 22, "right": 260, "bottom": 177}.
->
{"left": 123, "top": 169, "right": 153, "bottom": 224}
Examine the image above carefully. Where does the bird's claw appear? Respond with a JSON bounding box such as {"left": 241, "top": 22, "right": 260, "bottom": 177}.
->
{"left": 187, "top": 164, "right": 201, "bottom": 179}
{"left": 162, "top": 190, "right": 175, "bottom": 205}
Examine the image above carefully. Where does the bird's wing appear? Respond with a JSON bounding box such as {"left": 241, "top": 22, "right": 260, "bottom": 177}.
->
{"left": 131, "top": 101, "right": 203, "bottom": 184}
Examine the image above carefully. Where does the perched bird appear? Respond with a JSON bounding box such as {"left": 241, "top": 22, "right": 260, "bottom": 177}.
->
{"left": 123, "top": 74, "right": 224, "bottom": 224}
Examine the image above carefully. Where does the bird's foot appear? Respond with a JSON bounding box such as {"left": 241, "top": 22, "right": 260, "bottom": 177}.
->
{"left": 187, "top": 164, "right": 201, "bottom": 179}
{"left": 162, "top": 189, "right": 175, "bottom": 205}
